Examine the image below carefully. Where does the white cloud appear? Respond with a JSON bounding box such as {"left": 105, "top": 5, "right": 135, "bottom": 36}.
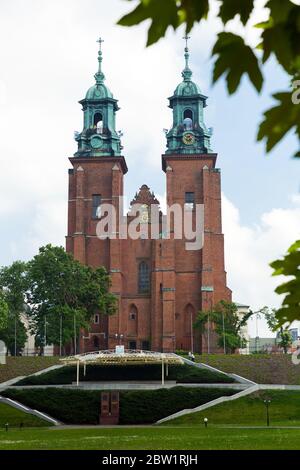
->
{"left": 0, "top": 0, "right": 299, "bottom": 341}
{"left": 222, "top": 193, "right": 300, "bottom": 336}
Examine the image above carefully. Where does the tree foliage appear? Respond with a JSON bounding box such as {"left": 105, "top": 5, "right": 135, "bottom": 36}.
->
{"left": 118, "top": 0, "right": 300, "bottom": 156}
{"left": 0, "top": 290, "right": 9, "bottom": 331}
{"left": 194, "top": 301, "right": 251, "bottom": 353}
{"left": 0, "top": 261, "right": 29, "bottom": 354}
{"left": 118, "top": 0, "right": 300, "bottom": 324}
{"left": 256, "top": 306, "right": 293, "bottom": 353}
{"left": 26, "top": 245, "right": 117, "bottom": 348}
{"left": 270, "top": 240, "right": 300, "bottom": 326}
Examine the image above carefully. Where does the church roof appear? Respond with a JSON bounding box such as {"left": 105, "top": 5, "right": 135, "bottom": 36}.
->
{"left": 130, "top": 184, "right": 160, "bottom": 207}
{"left": 85, "top": 82, "right": 113, "bottom": 100}
{"left": 174, "top": 79, "right": 201, "bottom": 97}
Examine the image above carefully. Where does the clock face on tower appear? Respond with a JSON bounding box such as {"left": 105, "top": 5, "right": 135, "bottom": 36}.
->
{"left": 91, "top": 135, "right": 102, "bottom": 149}
{"left": 182, "top": 133, "right": 195, "bottom": 145}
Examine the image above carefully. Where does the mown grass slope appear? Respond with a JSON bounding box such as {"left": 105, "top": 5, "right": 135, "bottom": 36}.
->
{"left": 0, "top": 357, "right": 60, "bottom": 384}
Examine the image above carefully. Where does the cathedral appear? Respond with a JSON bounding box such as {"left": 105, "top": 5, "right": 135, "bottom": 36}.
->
{"left": 66, "top": 38, "right": 231, "bottom": 353}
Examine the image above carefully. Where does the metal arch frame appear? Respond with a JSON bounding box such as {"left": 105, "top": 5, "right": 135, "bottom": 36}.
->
{"left": 60, "top": 349, "right": 184, "bottom": 386}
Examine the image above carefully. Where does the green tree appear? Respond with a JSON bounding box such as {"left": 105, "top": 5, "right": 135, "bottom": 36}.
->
{"left": 194, "top": 300, "right": 252, "bottom": 354}
{"left": 278, "top": 328, "right": 293, "bottom": 354}
{"left": 260, "top": 306, "right": 293, "bottom": 353}
{"left": 0, "top": 261, "right": 29, "bottom": 355}
{"left": 0, "top": 316, "right": 27, "bottom": 356}
{"left": 117, "top": 0, "right": 300, "bottom": 325}
{"left": 26, "top": 245, "right": 116, "bottom": 353}
{"left": 193, "top": 309, "right": 208, "bottom": 354}
{"left": 0, "top": 291, "right": 9, "bottom": 331}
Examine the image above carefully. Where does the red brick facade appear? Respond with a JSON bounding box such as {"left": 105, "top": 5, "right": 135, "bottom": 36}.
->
{"left": 66, "top": 152, "right": 231, "bottom": 353}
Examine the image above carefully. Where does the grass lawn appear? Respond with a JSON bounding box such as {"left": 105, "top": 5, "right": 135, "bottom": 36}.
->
{"left": 162, "top": 390, "right": 300, "bottom": 427}
{"left": 184, "top": 354, "right": 300, "bottom": 385}
{"left": 0, "top": 403, "right": 50, "bottom": 428}
{"left": 0, "top": 357, "right": 60, "bottom": 384}
{"left": 0, "top": 426, "right": 300, "bottom": 450}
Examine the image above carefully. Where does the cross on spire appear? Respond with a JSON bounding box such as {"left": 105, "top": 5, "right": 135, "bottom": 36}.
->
{"left": 95, "top": 36, "right": 105, "bottom": 84}
{"left": 183, "top": 34, "right": 190, "bottom": 50}
{"left": 97, "top": 37, "right": 104, "bottom": 51}
{"left": 182, "top": 35, "right": 192, "bottom": 80}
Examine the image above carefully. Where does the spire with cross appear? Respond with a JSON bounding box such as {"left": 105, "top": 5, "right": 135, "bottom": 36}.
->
{"left": 182, "top": 35, "right": 192, "bottom": 81}
{"left": 95, "top": 36, "right": 105, "bottom": 84}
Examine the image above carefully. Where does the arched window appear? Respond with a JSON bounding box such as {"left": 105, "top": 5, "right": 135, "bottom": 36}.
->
{"left": 138, "top": 261, "right": 150, "bottom": 293}
{"left": 184, "top": 109, "right": 193, "bottom": 120}
{"left": 128, "top": 304, "right": 138, "bottom": 336}
{"left": 129, "top": 304, "right": 138, "bottom": 321}
{"left": 94, "top": 113, "right": 103, "bottom": 134}
{"left": 183, "top": 109, "right": 193, "bottom": 131}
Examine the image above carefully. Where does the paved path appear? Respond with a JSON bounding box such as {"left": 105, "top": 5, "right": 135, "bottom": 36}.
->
{"left": 4, "top": 382, "right": 249, "bottom": 391}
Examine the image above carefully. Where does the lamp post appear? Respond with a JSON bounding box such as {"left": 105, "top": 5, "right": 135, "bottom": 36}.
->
{"left": 222, "top": 311, "right": 226, "bottom": 354}
{"left": 190, "top": 311, "right": 194, "bottom": 354}
{"left": 263, "top": 399, "right": 271, "bottom": 427}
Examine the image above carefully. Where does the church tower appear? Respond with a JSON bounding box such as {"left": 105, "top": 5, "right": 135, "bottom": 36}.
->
{"left": 66, "top": 38, "right": 127, "bottom": 352}
{"left": 162, "top": 37, "right": 231, "bottom": 352}
{"left": 165, "top": 37, "right": 212, "bottom": 155}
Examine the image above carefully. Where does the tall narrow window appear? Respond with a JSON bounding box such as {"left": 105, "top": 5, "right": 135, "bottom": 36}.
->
{"left": 138, "top": 261, "right": 150, "bottom": 294}
{"left": 185, "top": 192, "right": 195, "bottom": 210}
{"left": 183, "top": 109, "right": 193, "bottom": 130}
{"left": 184, "top": 109, "right": 193, "bottom": 120}
{"left": 94, "top": 113, "right": 103, "bottom": 134}
{"left": 92, "top": 194, "right": 102, "bottom": 219}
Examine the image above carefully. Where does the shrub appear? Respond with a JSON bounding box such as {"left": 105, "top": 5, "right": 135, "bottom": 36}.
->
{"left": 2, "top": 387, "right": 237, "bottom": 425}
{"left": 15, "top": 363, "right": 234, "bottom": 386}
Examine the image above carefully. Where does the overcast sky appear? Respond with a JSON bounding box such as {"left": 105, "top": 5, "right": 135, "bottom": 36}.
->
{"left": 0, "top": 0, "right": 299, "bottom": 337}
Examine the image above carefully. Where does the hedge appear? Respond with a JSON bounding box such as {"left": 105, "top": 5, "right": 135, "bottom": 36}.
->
{"left": 15, "top": 363, "right": 234, "bottom": 386}
{"left": 2, "top": 387, "right": 237, "bottom": 425}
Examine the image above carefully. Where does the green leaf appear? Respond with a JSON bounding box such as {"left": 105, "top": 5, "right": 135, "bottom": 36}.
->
{"left": 258, "top": 92, "right": 300, "bottom": 153}
{"left": 180, "top": 0, "right": 209, "bottom": 33}
{"left": 117, "top": 2, "right": 150, "bottom": 27}
{"left": 266, "top": 0, "right": 294, "bottom": 25}
{"left": 118, "top": 0, "right": 209, "bottom": 46}
{"left": 262, "top": 25, "right": 294, "bottom": 69}
{"left": 118, "top": 0, "right": 180, "bottom": 46}
{"left": 212, "top": 32, "right": 263, "bottom": 93}
{"left": 271, "top": 241, "right": 300, "bottom": 325}
{"left": 256, "top": 1, "right": 300, "bottom": 73}
{"left": 219, "top": 0, "right": 254, "bottom": 25}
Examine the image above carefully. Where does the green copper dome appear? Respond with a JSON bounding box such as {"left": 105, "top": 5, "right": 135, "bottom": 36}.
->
{"left": 174, "top": 79, "right": 201, "bottom": 97}
{"left": 85, "top": 82, "right": 113, "bottom": 100}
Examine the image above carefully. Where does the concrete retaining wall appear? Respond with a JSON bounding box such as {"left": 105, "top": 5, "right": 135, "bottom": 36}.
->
{"left": 0, "top": 395, "right": 61, "bottom": 426}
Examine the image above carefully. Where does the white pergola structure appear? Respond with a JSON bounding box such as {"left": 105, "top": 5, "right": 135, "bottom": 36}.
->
{"left": 60, "top": 349, "right": 184, "bottom": 386}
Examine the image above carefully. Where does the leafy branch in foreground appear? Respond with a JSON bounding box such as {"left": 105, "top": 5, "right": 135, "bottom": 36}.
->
{"left": 118, "top": 0, "right": 300, "bottom": 156}
{"left": 270, "top": 240, "right": 300, "bottom": 326}
{"left": 117, "top": 0, "right": 300, "bottom": 324}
